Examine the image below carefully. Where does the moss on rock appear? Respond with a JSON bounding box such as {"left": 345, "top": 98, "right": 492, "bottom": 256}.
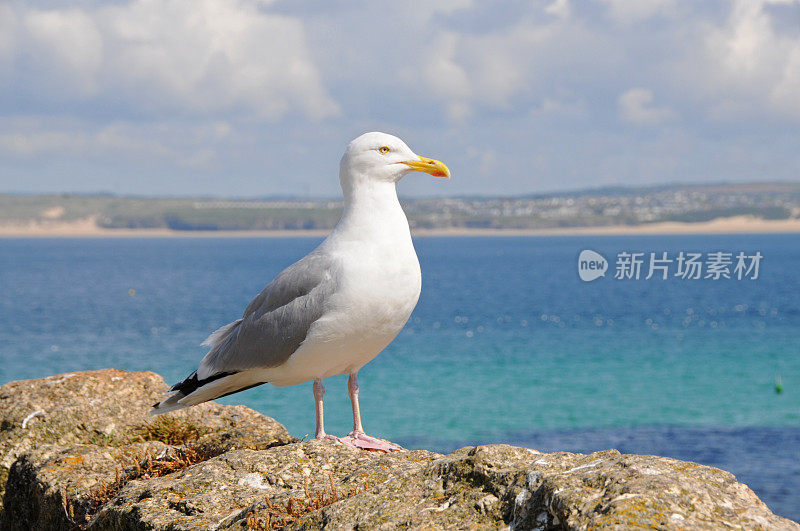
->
{"left": 1, "top": 370, "right": 797, "bottom": 530}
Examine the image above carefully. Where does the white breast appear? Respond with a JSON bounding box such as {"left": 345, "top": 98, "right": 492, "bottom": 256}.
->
{"left": 262, "top": 232, "right": 421, "bottom": 387}
{"left": 258, "top": 176, "right": 422, "bottom": 387}
{"left": 335, "top": 236, "right": 422, "bottom": 338}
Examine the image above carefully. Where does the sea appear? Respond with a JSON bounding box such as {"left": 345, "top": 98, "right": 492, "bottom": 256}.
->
{"left": 1, "top": 234, "right": 798, "bottom": 521}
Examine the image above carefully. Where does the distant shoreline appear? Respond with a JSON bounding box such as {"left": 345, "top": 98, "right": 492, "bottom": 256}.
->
{"left": 2, "top": 215, "right": 800, "bottom": 238}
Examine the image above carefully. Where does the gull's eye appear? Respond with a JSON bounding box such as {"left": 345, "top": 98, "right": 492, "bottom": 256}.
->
{"left": 379, "top": 146, "right": 390, "bottom": 154}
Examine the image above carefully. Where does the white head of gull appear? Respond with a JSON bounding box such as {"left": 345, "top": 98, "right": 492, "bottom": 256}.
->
{"left": 151, "top": 132, "right": 450, "bottom": 452}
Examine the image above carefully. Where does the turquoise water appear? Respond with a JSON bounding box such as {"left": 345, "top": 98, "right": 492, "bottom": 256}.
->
{"left": 1, "top": 235, "right": 798, "bottom": 519}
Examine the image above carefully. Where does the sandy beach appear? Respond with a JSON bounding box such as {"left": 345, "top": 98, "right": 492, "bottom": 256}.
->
{"left": 2, "top": 215, "right": 800, "bottom": 238}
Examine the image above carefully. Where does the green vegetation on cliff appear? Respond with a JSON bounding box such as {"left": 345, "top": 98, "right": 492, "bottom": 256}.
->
{"left": 2, "top": 181, "right": 799, "bottom": 231}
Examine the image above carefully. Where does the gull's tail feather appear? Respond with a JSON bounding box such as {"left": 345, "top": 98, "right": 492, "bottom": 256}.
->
{"left": 150, "top": 369, "right": 266, "bottom": 415}
{"left": 201, "top": 319, "right": 243, "bottom": 348}
{"left": 150, "top": 391, "right": 187, "bottom": 415}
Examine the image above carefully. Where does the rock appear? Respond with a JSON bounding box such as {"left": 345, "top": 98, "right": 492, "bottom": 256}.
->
{"left": 0, "top": 369, "right": 294, "bottom": 520}
{"left": 95, "top": 439, "right": 440, "bottom": 530}
{"left": 294, "top": 445, "right": 799, "bottom": 530}
{"left": 1, "top": 370, "right": 797, "bottom": 530}
{"left": 4, "top": 441, "right": 172, "bottom": 529}
{"left": 6, "top": 442, "right": 798, "bottom": 531}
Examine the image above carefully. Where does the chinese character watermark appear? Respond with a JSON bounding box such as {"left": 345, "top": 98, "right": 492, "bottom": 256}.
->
{"left": 579, "top": 250, "right": 762, "bottom": 282}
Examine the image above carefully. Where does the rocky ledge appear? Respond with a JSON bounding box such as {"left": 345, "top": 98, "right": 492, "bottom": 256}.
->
{"left": 0, "top": 370, "right": 796, "bottom": 530}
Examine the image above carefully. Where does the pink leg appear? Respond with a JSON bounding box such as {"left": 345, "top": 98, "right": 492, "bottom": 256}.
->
{"left": 313, "top": 379, "right": 337, "bottom": 441}
{"left": 337, "top": 373, "right": 403, "bottom": 452}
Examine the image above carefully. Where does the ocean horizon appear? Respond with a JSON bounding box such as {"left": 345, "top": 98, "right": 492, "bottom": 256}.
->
{"left": 1, "top": 234, "right": 798, "bottom": 520}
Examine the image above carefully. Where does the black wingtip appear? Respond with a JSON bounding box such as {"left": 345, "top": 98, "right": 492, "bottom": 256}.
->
{"left": 170, "top": 370, "right": 237, "bottom": 397}
{"left": 214, "top": 381, "right": 266, "bottom": 400}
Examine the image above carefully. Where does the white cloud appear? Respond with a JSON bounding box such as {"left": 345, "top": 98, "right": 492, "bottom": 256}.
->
{"left": 545, "top": 0, "right": 571, "bottom": 19}
{"left": 598, "top": 0, "right": 676, "bottom": 23}
{"left": 415, "top": 0, "right": 474, "bottom": 16}
{"left": 24, "top": 9, "right": 104, "bottom": 96}
{"left": 4, "top": 0, "right": 339, "bottom": 120}
{"left": 0, "top": 128, "right": 159, "bottom": 159}
{"left": 420, "top": 34, "right": 472, "bottom": 121}
{"left": 464, "top": 146, "right": 498, "bottom": 177}
{"left": 0, "top": 6, "right": 14, "bottom": 50}
{"left": 0, "top": 5, "right": 17, "bottom": 75}
{"left": 0, "top": 116, "right": 241, "bottom": 170}
{"left": 771, "top": 46, "right": 800, "bottom": 115}
{"left": 692, "top": 0, "right": 800, "bottom": 118}
{"left": 530, "top": 96, "right": 587, "bottom": 117}
{"left": 618, "top": 88, "right": 674, "bottom": 125}
{"left": 416, "top": 19, "right": 565, "bottom": 121}
{"left": 2, "top": 0, "right": 800, "bottom": 196}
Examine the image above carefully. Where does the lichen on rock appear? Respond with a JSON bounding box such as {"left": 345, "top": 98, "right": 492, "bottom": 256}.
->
{"left": 1, "top": 370, "right": 797, "bottom": 530}
{"left": 0, "top": 368, "right": 293, "bottom": 526}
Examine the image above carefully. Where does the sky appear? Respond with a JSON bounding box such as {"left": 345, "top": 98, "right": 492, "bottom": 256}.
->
{"left": 1, "top": 0, "right": 799, "bottom": 198}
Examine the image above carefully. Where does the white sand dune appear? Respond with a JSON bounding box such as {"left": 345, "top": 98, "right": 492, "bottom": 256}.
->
{"left": 1, "top": 215, "right": 800, "bottom": 237}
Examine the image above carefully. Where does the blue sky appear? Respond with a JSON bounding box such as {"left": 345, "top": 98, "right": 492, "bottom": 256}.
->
{"left": 1, "top": 0, "right": 799, "bottom": 197}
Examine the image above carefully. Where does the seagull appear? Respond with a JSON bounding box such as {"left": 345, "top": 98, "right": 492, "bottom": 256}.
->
{"left": 151, "top": 132, "right": 450, "bottom": 452}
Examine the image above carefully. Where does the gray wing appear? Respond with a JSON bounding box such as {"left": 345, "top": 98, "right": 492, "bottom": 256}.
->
{"left": 196, "top": 251, "right": 337, "bottom": 380}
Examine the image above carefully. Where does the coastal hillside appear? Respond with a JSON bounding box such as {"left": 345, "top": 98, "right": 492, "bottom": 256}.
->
{"left": 2, "top": 182, "right": 799, "bottom": 233}
{"left": 1, "top": 370, "right": 796, "bottom": 530}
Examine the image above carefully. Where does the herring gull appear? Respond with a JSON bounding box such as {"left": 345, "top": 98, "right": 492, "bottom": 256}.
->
{"left": 151, "top": 132, "right": 450, "bottom": 452}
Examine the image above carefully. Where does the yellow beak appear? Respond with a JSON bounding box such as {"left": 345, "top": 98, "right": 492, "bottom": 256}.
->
{"left": 402, "top": 156, "right": 451, "bottom": 178}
